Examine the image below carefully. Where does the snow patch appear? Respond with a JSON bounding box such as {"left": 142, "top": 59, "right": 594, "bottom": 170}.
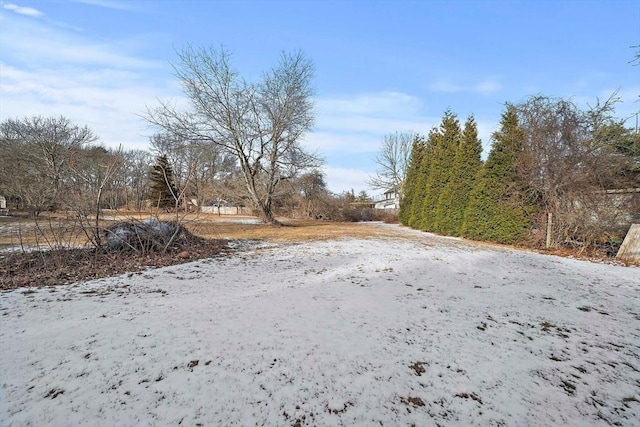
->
{"left": 1, "top": 230, "right": 638, "bottom": 426}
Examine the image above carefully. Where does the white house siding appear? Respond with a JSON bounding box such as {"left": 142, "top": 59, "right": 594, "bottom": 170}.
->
{"left": 201, "top": 206, "right": 252, "bottom": 215}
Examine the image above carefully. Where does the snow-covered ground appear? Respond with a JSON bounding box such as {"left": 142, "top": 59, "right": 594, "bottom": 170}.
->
{"left": 1, "top": 224, "right": 639, "bottom": 426}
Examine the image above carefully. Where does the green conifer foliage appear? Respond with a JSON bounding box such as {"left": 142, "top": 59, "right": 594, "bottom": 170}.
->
{"left": 434, "top": 115, "right": 483, "bottom": 235}
{"left": 461, "top": 106, "right": 533, "bottom": 244}
{"left": 399, "top": 136, "right": 425, "bottom": 225}
{"left": 408, "top": 129, "right": 436, "bottom": 228}
{"left": 149, "top": 155, "right": 178, "bottom": 209}
{"left": 418, "top": 111, "right": 460, "bottom": 231}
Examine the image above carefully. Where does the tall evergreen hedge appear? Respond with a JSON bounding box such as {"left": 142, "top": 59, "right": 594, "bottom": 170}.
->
{"left": 399, "top": 136, "right": 425, "bottom": 225}
{"left": 418, "top": 111, "right": 459, "bottom": 231}
{"left": 400, "top": 107, "right": 534, "bottom": 245}
{"left": 461, "top": 106, "right": 533, "bottom": 244}
{"left": 406, "top": 131, "right": 436, "bottom": 228}
{"left": 434, "top": 116, "right": 483, "bottom": 235}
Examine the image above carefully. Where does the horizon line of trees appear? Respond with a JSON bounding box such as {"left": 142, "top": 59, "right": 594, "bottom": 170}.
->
{"left": 0, "top": 115, "right": 362, "bottom": 223}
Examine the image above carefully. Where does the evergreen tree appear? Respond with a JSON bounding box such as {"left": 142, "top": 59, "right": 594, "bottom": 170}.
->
{"left": 408, "top": 130, "right": 436, "bottom": 228}
{"left": 461, "top": 106, "right": 534, "bottom": 244}
{"left": 399, "top": 135, "right": 425, "bottom": 225}
{"left": 434, "top": 115, "right": 483, "bottom": 235}
{"left": 418, "top": 110, "right": 460, "bottom": 231}
{"left": 149, "top": 155, "right": 178, "bottom": 209}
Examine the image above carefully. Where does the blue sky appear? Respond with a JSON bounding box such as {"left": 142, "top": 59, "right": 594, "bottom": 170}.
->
{"left": 1, "top": 0, "right": 639, "bottom": 194}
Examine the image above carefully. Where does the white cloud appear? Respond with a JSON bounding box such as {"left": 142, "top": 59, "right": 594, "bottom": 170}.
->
{"left": 310, "top": 91, "right": 502, "bottom": 161}
{"left": 321, "top": 166, "right": 371, "bottom": 194}
{"left": 428, "top": 81, "right": 464, "bottom": 92}
{"left": 429, "top": 79, "right": 503, "bottom": 95}
{"left": 307, "top": 91, "right": 502, "bottom": 181}
{"left": 304, "top": 131, "right": 377, "bottom": 154}
{"left": 70, "top": 0, "right": 137, "bottom": 11}
{"left": 0, "top": 10, "right": 162, "bottom": 69}
{"left": 317, "top": 92, "right": 422, "bottom": 116}
{"left": 0, "top": 63, "right": 183, "bottom": 151}
{"left": 319, "top": 114, "right": 436, "bottom": 136}
{"left": 312, "top": 91, "right": 440, "bottom": 155}
{"left": 2, "top": 2, "right": 43, "bottom": 17}
{"left": 311, "top": 91, "right": 467, "bottom": 193}
{"left": 0, "top": 10, "right": 178, "bottom": 151}
{"left": 473, "top": 80, "right": 503, "bottom": 95}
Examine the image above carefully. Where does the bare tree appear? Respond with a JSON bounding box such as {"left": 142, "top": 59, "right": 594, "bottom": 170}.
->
{"left": 66, "top": 146, "right": 124, "bottom": 248}
{"left": 150, "top": 132, "right": 236, "bottom": 209}
{"left": 120, "top": 149, "right": 153, "bottom": 210}
{"left": 0, "top": 116, "right": 97, "bottom": 215}
{"left": 145, "top": 46, "right": 320, "bottom": 225}
{"left": 275, "top": 169, "right": 330, "bottom": 218}
{"left": 367, "top": 132, "right": 414, "bottom": 197}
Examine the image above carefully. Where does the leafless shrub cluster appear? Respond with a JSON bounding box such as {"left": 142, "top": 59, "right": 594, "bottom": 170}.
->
{"left": 514, "top": 93, "right": 639, "bottom": 250}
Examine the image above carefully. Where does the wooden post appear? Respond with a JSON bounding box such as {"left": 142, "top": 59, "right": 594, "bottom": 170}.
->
{"left": 546, "top": 212, "right": 553, "bottom": 249}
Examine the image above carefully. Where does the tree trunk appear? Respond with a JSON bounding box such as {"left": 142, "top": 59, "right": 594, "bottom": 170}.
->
{"left": 256, "top": 198, "right": 281, "bottom": 226}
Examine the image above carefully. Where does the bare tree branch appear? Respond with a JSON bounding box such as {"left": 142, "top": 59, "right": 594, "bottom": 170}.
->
{"left": 367, "top": 132, "right": 414, "bottom": 197}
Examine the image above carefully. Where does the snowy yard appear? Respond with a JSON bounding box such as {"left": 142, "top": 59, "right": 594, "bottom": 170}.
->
{"left": 1, "top": 224, "right": 639, "bottom": 426}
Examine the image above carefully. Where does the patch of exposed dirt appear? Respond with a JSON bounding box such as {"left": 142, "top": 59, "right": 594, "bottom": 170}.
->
{"left": 409, "top": 361, "right": 427, "bottom": 376}
{"left": 401, "top": 396, "right": 426, "bottom": 407}
{"left": 0, "top": 234, "right": 229, "bottom": 291}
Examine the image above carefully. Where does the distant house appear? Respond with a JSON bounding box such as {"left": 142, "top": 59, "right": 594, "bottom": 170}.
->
{"left": 374, "top": 190, "right": 400, "bottom": 210}
{"left": 208, "top": 199, "right": 233, "bottom": 208}
{"left": 201, "top": 199, "right": 251, "bottom": 215}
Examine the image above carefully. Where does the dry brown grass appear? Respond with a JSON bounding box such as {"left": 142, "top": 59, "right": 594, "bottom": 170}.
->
{"left": 187, "top": 216, "right": 405, "bottom": 242}
{"left": 0, "top": 213, "right": 90, "bottom": 249}
{"left": 0, "top": 211, "right": 403, "bottom": 250}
